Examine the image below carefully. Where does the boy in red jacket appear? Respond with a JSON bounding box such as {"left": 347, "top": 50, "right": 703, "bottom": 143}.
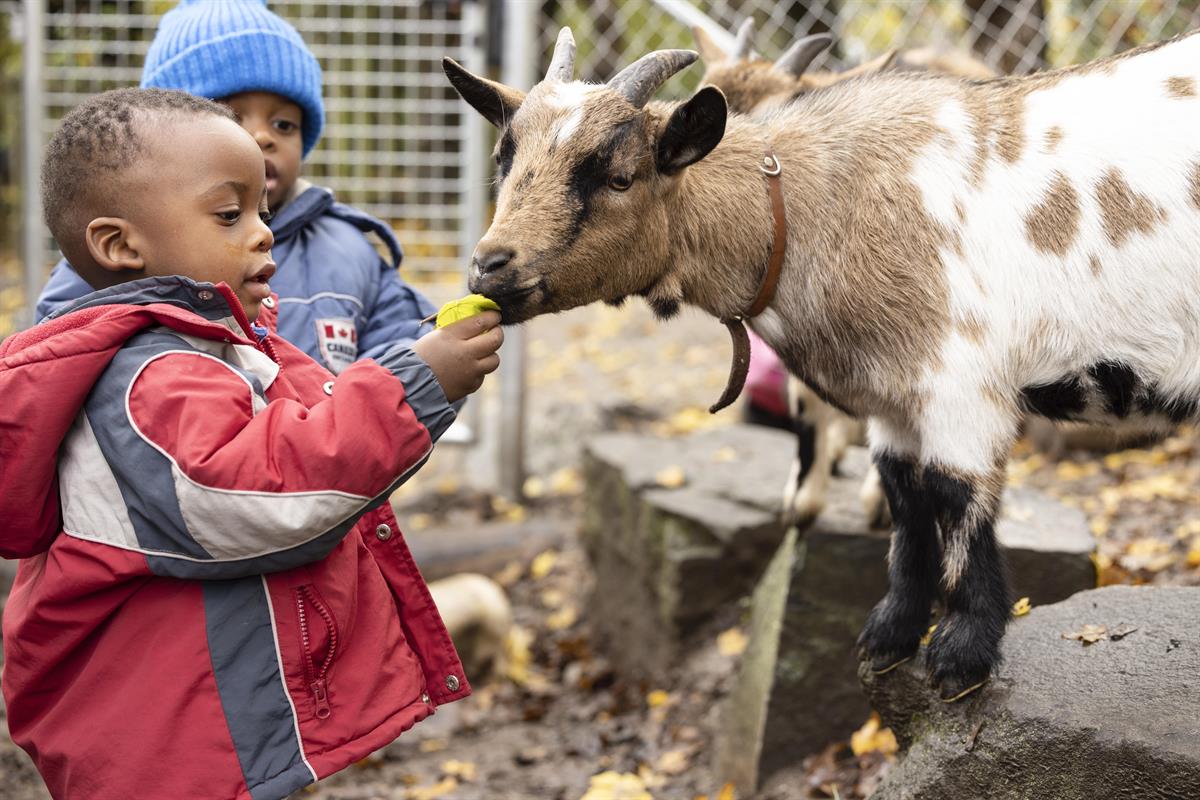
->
{"left": 0, "top": 87, "right": 501, "bottom": 799}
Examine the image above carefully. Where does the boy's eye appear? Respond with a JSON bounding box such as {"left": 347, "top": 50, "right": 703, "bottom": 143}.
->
{"left": 216, "top": 209, "right": 241, "bottom": 223}
{"left": 273, "top": 119, "right": 298, "bottom": 134}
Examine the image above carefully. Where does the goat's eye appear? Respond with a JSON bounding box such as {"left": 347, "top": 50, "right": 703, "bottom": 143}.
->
{"left": 607, "top": 175, "right": 633, "bottom": 192}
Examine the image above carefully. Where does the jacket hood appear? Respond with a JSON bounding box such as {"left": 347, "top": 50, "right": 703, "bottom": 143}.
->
{"left": 0, "top": 277, "right": 263, "bottom": 558}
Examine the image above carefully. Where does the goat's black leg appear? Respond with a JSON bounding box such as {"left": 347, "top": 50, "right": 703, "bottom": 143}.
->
{"left": 923, "top": 465, "right": 1011, "bottom": 701}
{"left": 857, "top": 450, "right": 941, "bottom": 673}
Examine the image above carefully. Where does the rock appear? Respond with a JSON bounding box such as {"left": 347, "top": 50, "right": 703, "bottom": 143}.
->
{"left": 861, "top": 586, "right": 1200, "bottom": 800}
{"left": 404, "top": 513, "right": 571, "bottom": 581}
{"left": 713, "top": 447, "right": 1096, "bottom": 794}
{"left": 581, "top": 425, "right": 796, "bottom": 678}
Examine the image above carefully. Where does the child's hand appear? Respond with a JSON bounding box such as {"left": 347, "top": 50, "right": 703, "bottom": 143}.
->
{"left": 411, "top": 311, "right": 503, "bottom": 403}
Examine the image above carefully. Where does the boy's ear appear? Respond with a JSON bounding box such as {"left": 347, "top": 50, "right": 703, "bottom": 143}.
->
{"left": 656, "top": 86, "right": 727, "bottom": 175}
{"left": 84, "top": 217, "right": 144, "bottom": 273}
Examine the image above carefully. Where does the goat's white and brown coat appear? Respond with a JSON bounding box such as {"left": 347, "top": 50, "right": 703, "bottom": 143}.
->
{"left": 446, "top": 28, "right": 1200, "bottom": 698}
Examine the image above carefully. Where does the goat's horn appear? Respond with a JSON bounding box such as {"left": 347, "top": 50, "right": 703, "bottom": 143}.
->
{"left": 773, "top": 33, "right": 834, "bottom": 77}
{"left": 607, "top": 50, "right": 698, "bottom": 108}
{"left": 545, "top": 27, "right": 576, "bottom": 82}
{"left": 732, "top": 18, "right": 755, "bottom": 59}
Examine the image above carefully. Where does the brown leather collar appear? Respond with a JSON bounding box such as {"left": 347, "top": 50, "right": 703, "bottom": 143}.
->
{"left": 710, "top": 149, "right": 788, "bottom": 413}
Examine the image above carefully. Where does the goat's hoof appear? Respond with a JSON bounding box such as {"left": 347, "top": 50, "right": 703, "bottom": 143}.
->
{"left": 857, "top": 601, "right": 926, "bottom": 674}
{"left": 925, "top": 617, "right": 999, "bottom": 703}
{"left": 869, "top": 654, "right": 913, "bottom": 675}
{"left": 938, "top": 675, "right": 990, "bottom": 702}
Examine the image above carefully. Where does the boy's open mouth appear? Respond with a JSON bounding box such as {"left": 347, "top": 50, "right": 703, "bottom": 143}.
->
{"left": 264, "top": 159, "right": 278, "bottom": 193}
{"left": 246, "top": 262, "right": 276, "bottom": 300}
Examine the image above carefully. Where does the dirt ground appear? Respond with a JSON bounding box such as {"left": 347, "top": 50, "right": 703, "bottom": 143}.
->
{"left": 2, "top": 298, "right": 1199, "bottom": 799}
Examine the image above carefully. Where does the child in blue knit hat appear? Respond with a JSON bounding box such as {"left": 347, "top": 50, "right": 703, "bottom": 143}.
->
{"left": 36, "top": 0, "right": 437, "bottom": 374}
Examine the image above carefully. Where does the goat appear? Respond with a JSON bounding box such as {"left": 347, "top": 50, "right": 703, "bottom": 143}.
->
{"left": 693, "top": 19, "right": 996, "bottom": 116}
{"left": 698, "top": 26, "right": 998, "bottom": 532}
{"left": 445, "top": 27, "right": 1200, "bottom": 700}
{"left": 428, "top": 573, "right": 513, "bottom": 680}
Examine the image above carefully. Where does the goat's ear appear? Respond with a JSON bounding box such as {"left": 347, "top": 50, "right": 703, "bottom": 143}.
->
{"left": 839, "top": 49, "right": 898, "bottom": 79}
{"left": 691, "top": 25, "right": 729, "bottom": 65}
{"left": 443, "top": 57, "right": 525, "bottom": 128}
{"left": 656, "top": 86, "right": 727, "bottom": 175}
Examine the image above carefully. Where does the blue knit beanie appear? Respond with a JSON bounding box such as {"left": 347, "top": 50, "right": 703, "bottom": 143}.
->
{"left": 141, "top": 0, "right": 324, "bottom": 157}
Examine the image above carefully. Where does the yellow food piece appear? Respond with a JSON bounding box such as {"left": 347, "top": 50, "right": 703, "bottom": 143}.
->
{"left": 435, "top": 294, "right": 500, "bottom": 328}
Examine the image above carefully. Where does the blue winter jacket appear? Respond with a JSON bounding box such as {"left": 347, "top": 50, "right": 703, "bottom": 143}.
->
{"left": 36, "top": 184, "right": 438, "bottom": 374}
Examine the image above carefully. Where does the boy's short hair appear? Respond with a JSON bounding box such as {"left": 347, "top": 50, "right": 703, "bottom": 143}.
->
{"left": 41, "top": 87, "right": 236, "bottom": 266}
{"left": 140, "top": 0, "right": 325, "bottom": 157}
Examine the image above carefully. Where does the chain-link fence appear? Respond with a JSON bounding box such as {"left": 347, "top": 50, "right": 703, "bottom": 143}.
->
{"left": 542, "top": 0, "right": 1200, "bottom": 97}
{"left": 2, "top": 0, "right": 487, "bottom": 336}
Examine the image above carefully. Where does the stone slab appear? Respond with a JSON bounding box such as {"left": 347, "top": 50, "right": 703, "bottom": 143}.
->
{"left": 711, "top": 444, "right": 1096, "bottom": 793}
{"left": 862, "top": 586, "right": 1200, "bottom": 800}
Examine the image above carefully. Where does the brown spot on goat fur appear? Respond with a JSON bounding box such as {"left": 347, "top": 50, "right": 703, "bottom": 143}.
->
{"left": 1166, "top": 76, "right": 1196, "bottom": 98}
{"left": 994, "top": 92, "right": 1026, "bottom": 163}
{"left": 1096, "top": 167, "right": 1166, "bottom": 247}
{"left": 1045, "top": 126, "right": 1063, "bottom": 152}
{"left": 956, "top": 313, "right": 987, "bottom": 343}
{"left": 1089, "top": 254, "right": 1102, "bottom": 277}
{"left": 954, "top": 199, "right": 966, "bottom": 224}
{"left": 1024, "top": 172, "right": 1080, "bottom": 256}
{"left": 1189, "top": 161, "right": 1200, "bottom": 210}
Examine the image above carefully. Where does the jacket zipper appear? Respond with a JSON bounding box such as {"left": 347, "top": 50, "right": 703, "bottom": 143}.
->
{"left": 295, "top": 585, "right": 338, "bottom": 719}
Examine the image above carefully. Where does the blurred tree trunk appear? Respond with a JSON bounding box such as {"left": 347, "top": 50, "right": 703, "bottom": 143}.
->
{"left": 964, "top": 0, "right": 1046, "bottom": 75}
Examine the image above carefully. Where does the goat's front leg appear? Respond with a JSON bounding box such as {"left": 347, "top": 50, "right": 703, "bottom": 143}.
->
{"left": 918, "top": 398, "right": 1018, "bottom": 701}
{"left": 857, "top": 421, "right": 940, "bottom": 673}
{"left": 922, "top": 462, "right": 1010, "bottom": 700}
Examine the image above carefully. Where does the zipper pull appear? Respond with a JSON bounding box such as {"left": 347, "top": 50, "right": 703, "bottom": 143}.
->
{"left": 310, "top": 679, "right": 332, "bottom": 719}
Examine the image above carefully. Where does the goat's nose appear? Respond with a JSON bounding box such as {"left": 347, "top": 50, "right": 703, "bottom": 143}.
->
{"left": 473, "top": 247, "right": 514, "bottom": 275}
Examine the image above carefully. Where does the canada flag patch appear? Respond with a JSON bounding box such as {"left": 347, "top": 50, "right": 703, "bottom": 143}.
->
{"left": 316, "top": 318, "right": 358, "bottom": 374}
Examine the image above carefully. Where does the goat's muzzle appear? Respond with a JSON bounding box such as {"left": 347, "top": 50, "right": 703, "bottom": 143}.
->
{"left": 472, "top": 247, "right": 514, "bottom": 276}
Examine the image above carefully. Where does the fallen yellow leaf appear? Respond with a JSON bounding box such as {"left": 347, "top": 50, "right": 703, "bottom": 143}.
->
{"left": 655, "top": 465, "right": 687, "bottom": 489}
{"left": 1012, "top": 597, "right": 1032, "bottom": 617}
{"left": 646, "top": 689, "right": 672, "bottom": 709}
{"left": 580, "top": 771, "right": 652, "bottom": 800}
{"left": 1103, "top": 448, "right": 1169, "bottom": 470}
{"left": 655, "top": 749, "right": 691, "bottom": 775}
{"left": 418, "top": 738, "right": 448, "bottom": 753}
{"left": 503, "top": 625, "right": 534, "bottom": 685}
{"left": 440, "top": 759, "right": 476, "bottom": 782}
{"left": 546, "top": 605, "right": 578, "bottom": 630}
{"left": 1062, "top": 623, "right": 1108, "bottom": 645}
{"left": 850, "top": 712, "right": 898, "bottom": 757}
{"left": 549, "top": 467, "right": 583, "bottom": 495}
{"left": 637, "top": 764, "right": 667, "bottom": 789}
{"left": 530, "top": 550, "right": 558, "bottom": 580}
{"left": 405, "top": 777, "right": 458, "bottom": 800}
{"left": 523, "top": 476, "right": 546, "bottom": 499}
{"left": 716, "top": 782, "right": 737, "bottom": 800}
{"left": 717, "top": 627, "right": 748, "bottom": 657}
{"left": 1187, "top": 546, "right": 1200, "bottom": 569}
{"left": 1055, "top": 461, "right": 1098, "bottom": 481}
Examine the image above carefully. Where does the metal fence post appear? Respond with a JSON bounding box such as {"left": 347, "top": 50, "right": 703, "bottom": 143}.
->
{"left": 495, "top": 0, "right": 536, "bottom": 501}
{"left": 20, "top": 0, "right": 44, "bottom": 330}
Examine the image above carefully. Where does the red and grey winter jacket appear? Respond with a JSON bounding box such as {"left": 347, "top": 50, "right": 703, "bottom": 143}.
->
{"left": 0, "top": 277, "right": 471, "bottom": 800}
